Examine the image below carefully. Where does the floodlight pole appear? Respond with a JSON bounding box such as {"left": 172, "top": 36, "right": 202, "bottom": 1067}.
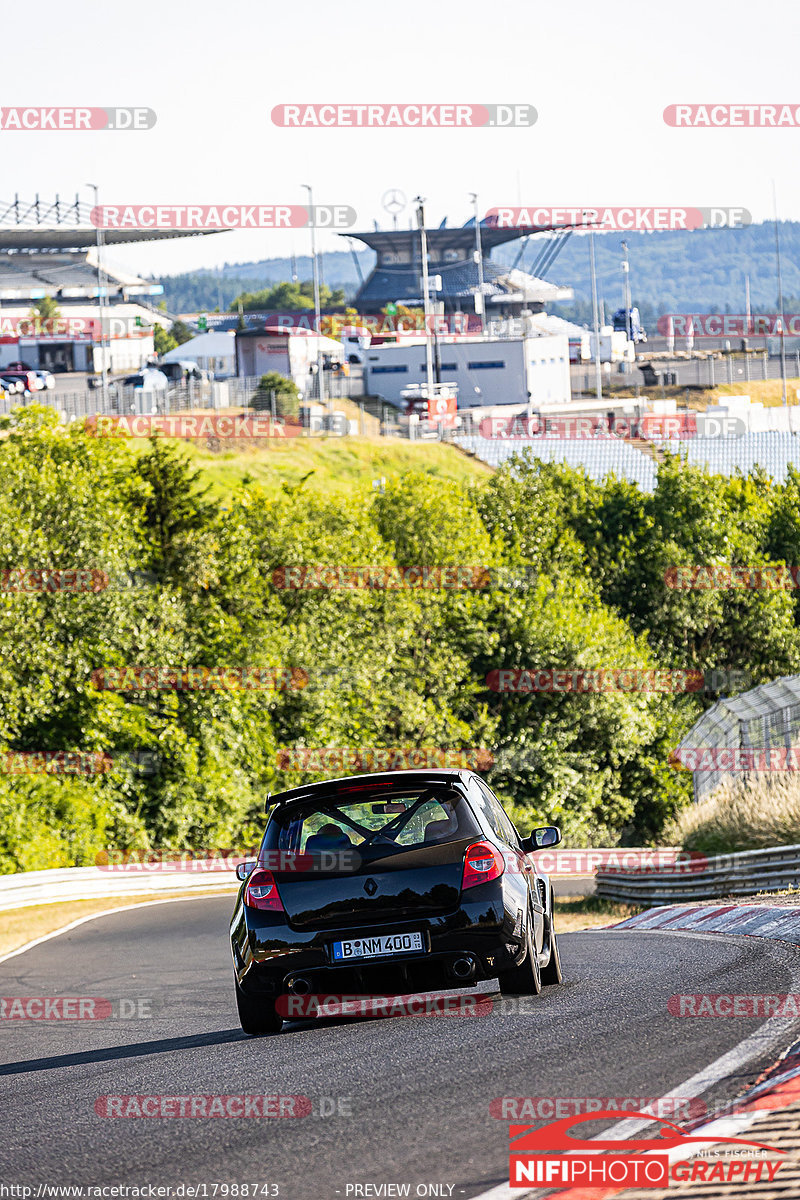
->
{"left": 86, "top": 183, "right": 109, "bottom": 409}
{"left": 415, "top": 197, "right": 435, "bottom": 401}
{"left": 589, "top": 231, "right": 603, "bottom": 400}
{"left": 469, "top": 192, "right": 486, "bottom": 336}
{"left": 302, "top": 184, "right": 325, "bottom": 405}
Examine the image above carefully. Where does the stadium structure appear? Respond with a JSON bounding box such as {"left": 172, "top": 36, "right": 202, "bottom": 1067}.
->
{"left": 0, "top": 196, "right": 220, "bottom": 373}
{"left": 340, "top": 215, "right": 576, "bottom": 316}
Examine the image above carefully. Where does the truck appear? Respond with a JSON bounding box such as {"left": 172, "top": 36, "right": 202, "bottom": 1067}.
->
{"left": 612, "top": 307, "right": 647, "bottom": 344}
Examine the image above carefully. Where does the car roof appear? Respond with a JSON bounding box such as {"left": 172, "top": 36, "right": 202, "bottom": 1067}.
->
{"left": 267, "top": 768, "right": 476, "bottom": 810}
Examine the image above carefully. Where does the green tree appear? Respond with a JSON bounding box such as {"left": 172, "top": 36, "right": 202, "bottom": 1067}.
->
{"left": 231, "top": 280, "right": 345, "bottom": 314}
{"left": 153, "top": 324, "right": 178, "bottom": 356}
{"left": 170, "top": 320, "right": 195, "bottom": 346}
{"left": 254, "top": 373, "right": 301, "bottom": 417}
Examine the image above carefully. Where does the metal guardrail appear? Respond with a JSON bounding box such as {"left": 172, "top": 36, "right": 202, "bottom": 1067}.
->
{"left": 595, "top": 842, "right": 800, "bottom": 905}
{"left": 0, "top": 848, "right": 671, "bottom": 914}
{"left": 0, "top": 862, "right": 240, "bottom": 913}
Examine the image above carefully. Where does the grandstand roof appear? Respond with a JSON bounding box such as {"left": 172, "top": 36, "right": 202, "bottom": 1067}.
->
{"left": 0, "top": 250, "right": 159, "bottom": 300}
{"left": 343, "top": 219, "right": 577, "bottom": 255}
{"left": 0, "top": 228, "right": 217, "bottom": 250}
{"left": 0, "top": 198, "right": 222, "bottom": 250}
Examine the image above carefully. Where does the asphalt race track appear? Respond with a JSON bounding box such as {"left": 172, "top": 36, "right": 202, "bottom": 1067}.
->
{"left": 2, "top": 896, "right": 800, "bottom": 1198}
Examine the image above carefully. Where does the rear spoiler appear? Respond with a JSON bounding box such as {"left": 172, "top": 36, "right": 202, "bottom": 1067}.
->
{"left": 264, "top": 771, "right": 466, "bottom": 812}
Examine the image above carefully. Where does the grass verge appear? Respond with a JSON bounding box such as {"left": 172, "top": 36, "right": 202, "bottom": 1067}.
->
{"left": 553, "top": 895, "right": 644, "bottom": 932}
{"left": 174, "top": 436, "right": 492, "bottom": 501}
{"left": 0, "top": 887, "right": 237, "bottom": 960}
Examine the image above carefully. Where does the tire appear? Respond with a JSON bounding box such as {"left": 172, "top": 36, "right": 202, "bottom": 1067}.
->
{"left": 540, "top": 896, "right": 563, "bottom": 986}
{"left": 235, "top": 977, "right": 283, "bottom": 1035}
{"left": 497, "top": 908, "right": 542, "bottom": 996}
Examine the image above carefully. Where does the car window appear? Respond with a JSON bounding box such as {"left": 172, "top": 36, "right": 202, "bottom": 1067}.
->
{"left": 478, "top": 780, "right": 522, "bottom": 849}
{"left": 261, "top": 784, "right": 478, "bottom": 865}
{"left": 468, "top": 777, "right": 505, "bottom": 841}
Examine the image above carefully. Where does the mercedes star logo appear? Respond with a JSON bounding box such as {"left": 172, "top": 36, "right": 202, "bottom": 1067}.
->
{"left": 381, "top": 189, "right": 406, "bottom": 215}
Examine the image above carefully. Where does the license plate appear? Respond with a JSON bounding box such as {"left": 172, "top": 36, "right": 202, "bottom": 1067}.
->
{"left": 332, "top": 931, "right": 424, "bottom": 961}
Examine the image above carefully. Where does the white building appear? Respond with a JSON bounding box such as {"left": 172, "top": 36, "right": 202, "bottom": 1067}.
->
{"left": 363, "top": 333, "right": 571, "bottom": 408}
{"left": 0, "top": 299, "right": 162, "bottom": 373}
{"left": 162, "top": 331, "right": 236, "bottom": 378}
{"left": 235, "top": 328, "right": 345, "bottom": 393}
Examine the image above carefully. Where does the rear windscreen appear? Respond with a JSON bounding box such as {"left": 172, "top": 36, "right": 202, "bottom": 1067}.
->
{"left": 260, "top": 785, "right": 477, "bottom": 866}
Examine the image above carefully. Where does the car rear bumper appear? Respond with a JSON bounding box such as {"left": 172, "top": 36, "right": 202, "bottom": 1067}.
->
{"left": 232, "top": 889, "right": 531, "bottom": 996}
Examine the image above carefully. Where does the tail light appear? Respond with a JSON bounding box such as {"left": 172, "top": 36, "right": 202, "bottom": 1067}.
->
{"left": 244, "top": 868, "right": 284, "bottom": 911}
{"left": 462, "top": 840, "right": 505, "bottom": 891}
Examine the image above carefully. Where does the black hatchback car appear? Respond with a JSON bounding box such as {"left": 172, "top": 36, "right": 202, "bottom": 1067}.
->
{"left": 230, "top": 768, "right": 563, "bottom": 1034}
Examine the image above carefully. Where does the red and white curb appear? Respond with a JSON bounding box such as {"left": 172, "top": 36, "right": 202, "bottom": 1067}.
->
{"left": 470, "top": 903, "right": 800, "bottom": 1199}
{"left": 510, "top": 1037, "right": 800, "bottom": 1199}
{"left": 611, "top": 903, "right": 800, "bottom": 941}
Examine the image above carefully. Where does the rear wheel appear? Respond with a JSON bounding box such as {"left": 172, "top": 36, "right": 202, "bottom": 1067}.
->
{"left": 235, "top": 977, "right": 283, "bottom": 1035}
{"left": 497, "top": 909, "right": 542, "bottom": 996}
{"left": 540, "top": 893, "right": 563, "bottom": 985}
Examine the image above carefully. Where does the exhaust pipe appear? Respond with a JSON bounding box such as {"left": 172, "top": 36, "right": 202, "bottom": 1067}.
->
{"left": 289, "top": 976, "right": 312, "bottom": 995}
{"left": 452, "top": 956, "right": 475, "bottom": 980}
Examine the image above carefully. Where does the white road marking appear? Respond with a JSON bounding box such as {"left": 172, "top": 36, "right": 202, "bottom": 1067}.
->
{"left": 470, "top": 927, "right": 800, "bottom": 1200}
{"left": 0, "top": 893, "right": 228, "bottom": 967}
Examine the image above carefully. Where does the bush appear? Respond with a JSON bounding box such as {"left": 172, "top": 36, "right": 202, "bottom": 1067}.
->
{"left": 253, "top": 372, "right": 300, "bottom": 417}
{"left": 664, "top": 775, "right": 800, "bottom": 854}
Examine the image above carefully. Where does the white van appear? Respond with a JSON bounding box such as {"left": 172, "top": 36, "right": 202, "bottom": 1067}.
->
{"left": 340, "top": 326, "right": 371, "bottom": 365}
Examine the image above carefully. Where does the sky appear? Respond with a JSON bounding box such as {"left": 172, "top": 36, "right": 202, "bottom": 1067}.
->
{"left": 6, "top": 0, "right": 800, "bottom": 281}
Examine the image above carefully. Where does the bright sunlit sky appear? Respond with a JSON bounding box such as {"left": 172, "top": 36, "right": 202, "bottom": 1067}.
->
{"left": 8, "top": 0, "right": 800, "bottom": 279}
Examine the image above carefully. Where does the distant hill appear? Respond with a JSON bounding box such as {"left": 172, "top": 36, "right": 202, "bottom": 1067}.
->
{"left": 156, "top": 222, "right": 800, "bottom": 328}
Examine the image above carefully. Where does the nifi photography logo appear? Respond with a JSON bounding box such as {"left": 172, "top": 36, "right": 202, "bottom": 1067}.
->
{"left": 508, "top": 1110, "right": 783, "bottom": 1188}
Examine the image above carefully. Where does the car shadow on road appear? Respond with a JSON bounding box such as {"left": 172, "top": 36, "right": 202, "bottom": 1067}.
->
{"left": 0, "top": 1029, "right": 247, "bottom": 1076}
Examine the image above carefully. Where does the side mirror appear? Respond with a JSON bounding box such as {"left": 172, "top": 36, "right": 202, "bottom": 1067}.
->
{"left": 521, "top": 825, "right": 562, "bottom": 852}
{"left": 235, "top": 859, "right": 257, "bottom": 882}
